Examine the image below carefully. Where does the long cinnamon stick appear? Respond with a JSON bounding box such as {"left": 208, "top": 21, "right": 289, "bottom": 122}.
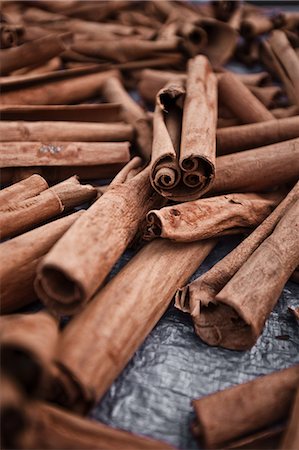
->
{"left": 0, "top": 174, "right": 48, "bottom": 206}
{"left": 0, "top": 121, "right": 133, "bottom": 142}
{"left": 216, "top": 116, "right": 299, "bottom": 155}
{"left": 51, "top": 238, "right": 216, "bottom": 412}
{"left": 192, "top": 365, "right": 299, "bottom": 449}
{"left": 281, "top": 388, "right": 299, "bottom": 450}
{"left": 211, "top": 138, "right": 299, "bottom": 194}
{"left": 0, "top": 211, "right": 82, "bottom": 314}
{"left": 145, "top": 192, "right": 282, "bottom": 242}
{"left": 35, "top": 158, "right": 162, "bottom": 315}
{"left": 0, "top": 312, "right": 59, "bottom": 396}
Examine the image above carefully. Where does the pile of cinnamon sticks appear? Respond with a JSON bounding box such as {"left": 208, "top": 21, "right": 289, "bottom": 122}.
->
{"left": 0, "top": 1, "right": 299, "bottom": 449}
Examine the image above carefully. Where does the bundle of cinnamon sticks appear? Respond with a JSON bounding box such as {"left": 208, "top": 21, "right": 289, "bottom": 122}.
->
{"left": 1, "top": 1, "right": 299, "bottom": 450}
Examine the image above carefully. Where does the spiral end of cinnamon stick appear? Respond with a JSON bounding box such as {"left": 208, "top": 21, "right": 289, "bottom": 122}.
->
{"left": 154, "top": 167, "right": 180, "bottom": 190}
{"left": 143, "top": 212, "right": 162, "bottom": 240}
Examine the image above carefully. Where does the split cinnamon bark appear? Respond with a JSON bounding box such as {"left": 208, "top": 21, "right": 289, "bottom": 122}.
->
{"left": 0, "top": 189, "right": 63, "bottom": 240}
{"left": 218, "top": 72, "right": 274, "bottom": 123}
{"left": 192, "top": 365, "right": 299, "bottom": 449}
{"left": 0, "top": 69, "right": 119, "bottom": 105}
{"left": 35, "top": 158, "right": 163, "bottom": 315}
{"left": 0, "top": 121, "right": 133, "bottom": 142}
{"left": 0, "top": 141, "right": 130, "bottom": 167}
{"left": 0, "top": 312, "right": 59, "bottom": 396}
{"left": 216, "top": 116, "right": 299, "bottom": 155}
{"left": 51, "top": 238, "right": 216, "bottom": 412}
{"left": 0, "top": 104, "right": 122, "bottom": 123}
{"left": 0, "top": 33, "right": 72, "bottom": 75}
{"left": 211, "top": 138, "right": 299, "bottom": 194}
{"left": 22, "top": 402, "right": 174, "bottom": 450}
{"left": 0, "top": 174, "right": 48, "bottom": 207}
{"left": 145, "top": 192, "right": 282, "bottom": 242}
{"left": 50, "top": 177, "right": 96, "bottom": 209}
{"left": 102, "top": 76, "right": 152, "bottom": 160}
{"left": 150, "top": 55, "right": 217, "bottom": 201}
{"left": 0, "top": 211, "right": 83, "bottom": 314}
{"left": 176, "top": 181, "right": 299, "bottom": 344}
{"left": 262, "top": 31, "right": 299, "bottom": 107}
{"left": 281, "top": 388, "right": 299, "bottom": 450}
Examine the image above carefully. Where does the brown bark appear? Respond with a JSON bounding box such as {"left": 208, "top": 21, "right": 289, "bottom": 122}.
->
{"left": 150, "top": 55, "right": 217, "bottom": 201}
{"left": 211, "top": 1, "right": 240, "bottom": 22}
{"left": 0, "top": 174, "right": 48, "bottom": 207}
{"left": 0, "top": 22, "right": 24, "bottom": 49}
{"left": 218, "top": 72, "right": 274, "bottom": 123}
{"left": 102, "top": 76, "right": 152, "bottom": 160}
{"left": 176, "top": 181, "right": 299, "bottom": 341}
{"left": 35, "top": 158, "right": 163, "bottom": 315}
{"left": 50, "top": 177, "right": 96, "bottom": 209}
{"left": 241, "top": 13, "right": 274, "bottom": 38}
{"left": 137, "top": 68, "right": 185, "bottom": 104}
{"left": 0, "top": 33, "right": 71, "bottom": 75}
{"left": 0, "top": 211, "right": 82, "bottom": 314}
{"left": 0, "top": 141, "right": 130, "bottom": 167}
{"left": 145, "top": 192, "right": 282, "bottom": 242}
{"left": 0, "top": 312, "right": 59, "bottom": 396}
{"left": 0, "top": 121, "right": 133, "bottom": 142}
{"left": 0, "top": 103, "right": 122, "bottom": 123}
{"left": 233, "top": 71, "right": 271, "bottom": 87}
{"left": 0, "top": 69, "right": 119, "bottom": 105}
{"left": 51, "top": 238, "right": 216, "bottom": 413}
{"left": 11, "top": 56, "right": 61, "bottom": 76}
{"left": 211, "top": 138, "right": 299, "bottom": 194}
{"left": 271, "top": 105, "right": 299, "bottom": 119}
{"left": 0, "top": 189, "right": 63, "bottom": 240}
{"left": 281, "top": 388, "right": 299, "bottom": 450}
{"left": 192, "top": 365, "right": 299, "bottom": 449}
{"left": 216, "top": 116, "right": 299, "bottom": 155}
{"left": 249, "top": 85, "right": 282, "bottom": 108}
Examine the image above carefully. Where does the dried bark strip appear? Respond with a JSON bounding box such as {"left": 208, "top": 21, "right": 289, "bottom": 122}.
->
{"left": 0, "top": 174, "right": 48, "bottom": 207}
{"left": 0, "top": 211, "right": 82, "bottom": 314}
{"left": 145, "top": 192, "right": 282, "bottom": 242}
{"left": 192, "top": 365, "right": 299, "bottom": 449}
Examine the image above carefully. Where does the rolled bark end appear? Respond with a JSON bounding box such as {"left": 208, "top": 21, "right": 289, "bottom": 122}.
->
{"left": 183, "top": 171, "right": 204, "bottom": 188}
{"left": 174, "top": 285, "right": 191, "bottom": 313}
{"left": 154, "top": 167, "right": 179, "bottom": 190}
{"left": 181, "top": 156, "right": 199, "bottom": 172}
{"left": 144, "top": 212, "right": 162, "bottom": 240}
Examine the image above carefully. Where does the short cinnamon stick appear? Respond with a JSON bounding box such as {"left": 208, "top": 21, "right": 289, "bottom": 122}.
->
{"left": 192, "top": 365, "right": 299, "bottom": 449}
{"left": 50, "top": 176, "right": 96, "bottom": 209}
{"left": 0, "top": 174, "right": 48, "bottom": 206}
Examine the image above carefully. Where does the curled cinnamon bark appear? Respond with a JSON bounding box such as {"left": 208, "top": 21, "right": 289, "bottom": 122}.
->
{"left": 0, "top": 312, "right": 59, "bottom": 396}
{"left": 0, "top": 121, "right": 133, "bottom": 142}
{"left": 216, "top": 116, "right": 299, "bottom": 155}
{"left": 211, "top": 138, "right": 299, "bottom": 194}
{"left": 145, "top": 192, "right": 282, "bottom": 242}
{"left": 192, "top": 365, "right": 299, "bottom": 449}
{"left": 150, "top": 55, "right": 217, "bottom": 201}
{"left": 281, "top": 388, "right": 299, "bottom": 450}
{"left": 137, "top": 68, "right": 185, "bottom": 104}
{"left": 52, "top": 238, "right": 216, "bottom": 412}
{"left": 35, "top": 158, "right": 162, "bottom": 315}
{"left": 0, "top": 211, "right": 82, "bottom": 314}
{"left": 0, "top": 174, "right": 48, "bottom": 206}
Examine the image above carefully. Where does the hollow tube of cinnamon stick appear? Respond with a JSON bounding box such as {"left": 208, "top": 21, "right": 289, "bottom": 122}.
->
{"left": 35, "top": 158, "right": 163, "bottom": 315}
{"left": 0, "top": 69, "right": 119, "bottom": 105}
{"left": 281, "top": 388, "right": 299, "bottom": 450}
{"left": 0, "top": 211, "right": 83, "bottom": 314}
{"left": 0, "top": 121, "right": 133, "bottom": 142}
{"left": 211, "top": 138, "right": 299, "bottom": 194}
{"left": 21, "top": 402, "right": 174, "bottom": 450}
{"left": 0, "top": 189, "right": 63, "bottom": 240}
{"left": 193, "top": 198, "right": 299, "bottom": 350}
{"left": 218, "top": 72, "right": 274, "bottom": 123}
{"left": 176, "top": 181, "right": 299, "bottom": 323}
{"left": 145, "top": 192, "right": 282, "bottom": 242}
{"left": 0, "top": 141, "right": 130, "bottom": 167}
{"left": 137, "top": 68, "right": 186, "bottom": 104}
{"left": 102, "top": 76, "right": 152, "bottom": 160}
{"left": 51, "top": 238, "right": 216, "bottom": 413}
{"left": 240, "top": 13, "right": 274, "bottom": 38}
{"left": 0, "top": 33, "right": 71, "bottom": 75}
{"left": 50, "top": 177, "right": 96, "bottom": 209}
{"left": 216, "top": 116, "right": 299, "bottom": 155}
{"left": 0, "top": 312, "right": 59, "bottom": 396}
{"left": 0, "top": 174, "right": 48, "bottom": 206}
{"left": 0, "top": 104, "right": 122, "bottom": 123}
{"left": 192, "top": 365, "right": 299, "bottom": 449}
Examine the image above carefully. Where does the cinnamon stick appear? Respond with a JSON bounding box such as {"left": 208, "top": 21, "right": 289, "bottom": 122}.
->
{"left": 137, "top": 68, "right": 185, "bottom": 104}
{"left": 0, "top": 211, "right": 82, "bottom": 314}
{"left": 0, "top": 173, "right": 48, "bottom": 206}
{"left": 281, "top": 388, "right": 299, "bottom": 450}
{"left": 150, "top": 55, "right": 217, "bottom": 201}
{"left": 51, "top": 238, "right": 216, "bottom": 412}
{"left": 240, "top": 13, "right": 274, "bottom": 38}
{"left": 233, "top": 71, "right": 271, "bottom": 87}
{"left": 0, "top": 121, "right": 133, "bottom": 142}
{"left": 0, "top": 312, "right": 59, "bottom": 396}
{"left": 192, "top": 365, "right": 299, "bottom": 449}
{"left": 0, "top": 33, "right": 71, "bottom": 75}
{"left": 144, "top": 192, "right": 282, "bottom": 242}
{"left": 50, "top": 176, "right": 96, "bottom": 209}
{"left": 218, "top": 72, "right": 274, "bottom": 123}
{"left": 249, "top": 85, "right": 282, "bottom": 109}
{"left": 216, "top": 116, "right": 299, "bottom": 155}
{"left": 35, "top": 158, "right": 162, "bottom": 315}
{"left": 211, "top": 138, "right": 299, "bottom": 194}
